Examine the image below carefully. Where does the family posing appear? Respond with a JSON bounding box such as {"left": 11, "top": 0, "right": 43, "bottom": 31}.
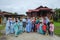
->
{"left": 5, "top": 16, "right": 54, "bottom": 37}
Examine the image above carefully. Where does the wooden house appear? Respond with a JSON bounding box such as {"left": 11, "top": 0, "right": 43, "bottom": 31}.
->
{"left": 0, "top": 11, "right": 25, "bottom": 24}
{"left": 26, "top": 6, "right": 54, "bottom": 18}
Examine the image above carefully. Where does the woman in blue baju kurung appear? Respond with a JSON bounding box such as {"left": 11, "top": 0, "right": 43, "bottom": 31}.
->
{"left": 14, "top": 21, "right": 19, "bottom": 37}
{"left": 5, "top": 20, "right": 10, "bottom": 35}
{"left": 26, "top": 18, "right": 32, "bottom": 33}
{"left": 10, "top": 20, "right": 15, "bottom": 34}
{"left": 18, "top": 20, "right": 23, "bottom": 34}
{"left": 38, "top": 22, "right": 44, "bottom": 34}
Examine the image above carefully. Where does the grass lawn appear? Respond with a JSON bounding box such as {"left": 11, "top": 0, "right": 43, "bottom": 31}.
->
{"left": 54, "top": 22, "right": 60, "bottom": 36}
{"left": 54, "top": 22, "right": 60, "bottom": 27}
{"left": 0, "top": 25, "right": 5, "bottom": 36}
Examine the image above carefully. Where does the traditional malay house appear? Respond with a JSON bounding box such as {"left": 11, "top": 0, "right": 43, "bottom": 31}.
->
{"left": 26, "top": 6, "right": 54, "bottom": 19}
{"left": 0, "top": 11, "right": 25, "bottom": 24}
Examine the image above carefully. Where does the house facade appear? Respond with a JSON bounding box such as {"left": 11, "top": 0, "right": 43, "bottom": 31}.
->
{"left": 26, "top": 6, "right": 54, "bottom": 19}
{"left": 0, "top": 11, "right": 25, "bottom": 24}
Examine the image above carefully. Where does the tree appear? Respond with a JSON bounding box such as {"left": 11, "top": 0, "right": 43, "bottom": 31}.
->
{"left": 54, "top": 8, "right": 60, "bottom": 22}
{"left": 14, "top": 12, "right": 18, "bottom": 15}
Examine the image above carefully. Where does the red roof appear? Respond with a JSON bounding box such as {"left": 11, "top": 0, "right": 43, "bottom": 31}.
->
{"left": 27, "top": 8, "right": 52, "bottom": 13}
{"left": 26, "top": 6, "right": 53, "bottom": 13}
{"left": 37, "top": 8, "right": 52, "bottom": 11}
{"left": 0, "top": 11, "right": 14, "bottom": 15}
{"left": 27, "top": 9, "right": 39, "bottom": 12}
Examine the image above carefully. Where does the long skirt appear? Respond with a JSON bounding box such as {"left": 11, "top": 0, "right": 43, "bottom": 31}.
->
{"left": 23, "top": 22, "right": 26, "bottom": 28}
{"left": 14, "top": 26, "right": 19, "bottom": 36}
{"left": 19, "top": 26, "right": 23, "bottom": 33}
{"left": 36, "top": 24, "right": 40, "bottom": 32}
{"left": 5, "top": 26, "right": 10, "bottom": 35}
{"left": 10, "top": 26, "right": 14, "bottom": 33}
{"left": 26, "top": 24, "right": 31, "bottom": 33}
{"left": 33, "top": 24, "right": 36, "bottom": 32}
{"left": 39, "top": 26, "right": 44, "bottom": 34}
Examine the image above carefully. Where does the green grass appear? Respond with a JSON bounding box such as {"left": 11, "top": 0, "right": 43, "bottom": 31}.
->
{"left": 54, "top": 29, "right": 60, "bottom": 36}
{"left": 0, "top": 25, "right": 5, "bottom": 30}
{"left": 54, "top": 22, "right": 60, "bottom": 27}
{"left": 0, "top": 25, "right": 5, "bottom": 36}
{"left": 54, "top": 22, "right": 60, "bottom": 36}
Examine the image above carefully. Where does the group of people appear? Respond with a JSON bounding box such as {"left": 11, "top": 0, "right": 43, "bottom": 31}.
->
{"left": 5, "top": 16, "right": 54, "bottom": 37}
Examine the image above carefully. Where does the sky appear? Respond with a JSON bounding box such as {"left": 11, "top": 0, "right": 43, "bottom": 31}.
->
{"left": 0, "top": 0, "right": 60, "bottom": 14}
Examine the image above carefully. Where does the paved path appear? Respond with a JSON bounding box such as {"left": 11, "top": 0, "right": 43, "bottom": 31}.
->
{"left": 6, "top": 32, "right": 60, "bottom": 40}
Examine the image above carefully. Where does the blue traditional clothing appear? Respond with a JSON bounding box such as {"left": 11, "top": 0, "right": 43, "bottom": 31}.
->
{"left": 36, "top": 19, "right": 40, "bottom": 24}
{"left": 14, "top": 22, "right": 19, "bottom": 36}
{"left": 39, "top": 24, "right": 44, "bottom": 34}
{"left": 10, "top": 20, "right": 15, "bottom": 33}
{"left": 26, "top": 19, "right": 32, "bottom": 33}
{"left": 22, "top": 18, "right": 26, "bottom": 32}
{"left": 18, "top": 21, "right": 23, "bottom": 34}
{"left": 45, "top": 17, "right": 50, "bottom": 24}
{"left": 5, "top": 20, "right": 10, "bottom": 35}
